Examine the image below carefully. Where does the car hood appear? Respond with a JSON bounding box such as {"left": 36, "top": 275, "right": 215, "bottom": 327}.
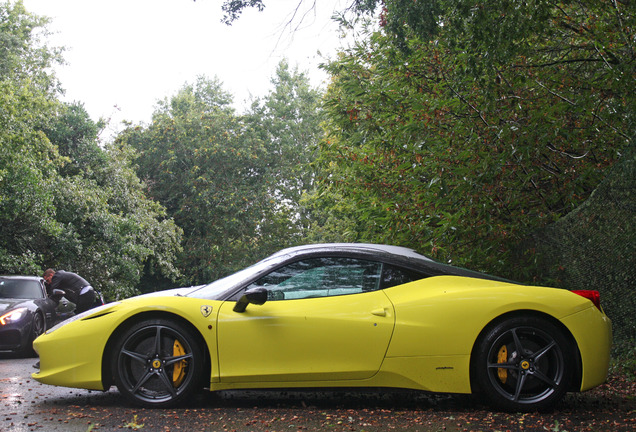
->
{"left": 0, "top": 298, "right": 31, "bottom": 313}
{"left": 135, "top": 286, "right": 202, "bottom": 299}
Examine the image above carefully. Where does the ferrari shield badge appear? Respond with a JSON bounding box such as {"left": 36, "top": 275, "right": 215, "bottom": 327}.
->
{"left": 200, "top": 305, "right": 213, "bottom": 317}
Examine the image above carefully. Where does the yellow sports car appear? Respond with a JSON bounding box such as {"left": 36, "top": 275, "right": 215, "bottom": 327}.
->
{"left": 32, "top": 244, "right": 611, "bottom": 412}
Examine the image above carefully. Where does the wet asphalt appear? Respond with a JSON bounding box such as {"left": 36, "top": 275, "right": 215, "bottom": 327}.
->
{"left": 0, "top": 354, "right": 463, "bottom": 432}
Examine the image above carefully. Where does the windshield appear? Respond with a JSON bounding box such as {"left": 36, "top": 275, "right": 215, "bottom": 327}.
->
{"left": 0, "top": 278, "right": 43, "bottom": 299}
{"left": 186, "top": 253, "right": 287, "bottom": 300}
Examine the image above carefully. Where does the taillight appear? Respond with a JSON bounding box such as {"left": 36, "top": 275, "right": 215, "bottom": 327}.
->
{"left": 572, "top": 290, "right": 601, "bottom": 310}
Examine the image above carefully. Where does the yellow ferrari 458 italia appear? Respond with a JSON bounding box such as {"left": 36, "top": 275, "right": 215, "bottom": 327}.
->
{"left": 32, "top": 244, "right": 611, "bottom": 412}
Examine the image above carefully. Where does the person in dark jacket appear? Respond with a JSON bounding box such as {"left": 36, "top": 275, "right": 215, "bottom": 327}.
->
{"left": 42, "top": 269, "right": 96, "bottom": 314}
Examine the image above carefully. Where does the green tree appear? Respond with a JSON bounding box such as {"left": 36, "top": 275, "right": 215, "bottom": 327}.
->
{"left": 309, "top": 1, "right": 633, "bottom": 277}
{"left": 42, "top": 102, "right": 183, "bottom": 299}
{"left": 220, "top": 0, "right": 265, "bottom": 24}
{"left": 0, "top": 0, "right": 63, "bottom": 273}
{"left": 125, "top": 67, "right": 325, "bottom": 286}
{"left": 245, "top": 60, "right": 324, "bottom": 248}
{"left": 122, "top": 76, "right": 272, "bottom": 284}
{"left": 218, "top": 0, "right": 366, "bottom": 25}
{"left": 1, "top": 2, "right": 182, "bottom": 299}
{"left": 43, "top": 102, "right": 107, "bottom": 178}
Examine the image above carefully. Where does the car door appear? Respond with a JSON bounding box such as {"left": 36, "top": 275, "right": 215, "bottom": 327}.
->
{"left": 36, "top": 279, "right": 57, "bottom": 327}
{"left": 216, "top": 257, "right": 395, "bottom": 383}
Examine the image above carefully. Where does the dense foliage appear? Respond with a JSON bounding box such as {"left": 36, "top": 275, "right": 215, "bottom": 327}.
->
{"left": 307, "top": 0, "right": 634, "bottom": 278}
{"left": 2, "top": 0, "right": 633, "bottom": 356}
{"left": 121, "top": 63, "right": 323, "bottom": 286}
{"left": 0, "top": 1, "right": 182, "bottom": 299}
{"left": 528, "top": 146, "right": 635, "bottom": 355}
{"left": 0, "top": 1, "right": 62, "bottom": 273}
{"left": 245, "top": 61, "right": 323, "bottom": 248}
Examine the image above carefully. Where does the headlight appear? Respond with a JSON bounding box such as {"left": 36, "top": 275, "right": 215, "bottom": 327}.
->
{"left": 0, "top": 307, "right": 28, "bottom": 325}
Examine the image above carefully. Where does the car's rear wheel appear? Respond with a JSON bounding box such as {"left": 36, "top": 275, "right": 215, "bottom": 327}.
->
{"left": 111, "top": 318, "right": 204, "bottom": 408}
{"left": 473, "top": 316, "right": 574, "bottom": 412}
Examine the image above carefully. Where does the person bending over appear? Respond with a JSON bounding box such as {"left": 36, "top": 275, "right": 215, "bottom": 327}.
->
{"left": 42, "top": 269, "right": 96, "bottom": 314}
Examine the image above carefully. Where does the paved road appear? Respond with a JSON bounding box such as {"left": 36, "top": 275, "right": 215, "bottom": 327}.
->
{"left": 2, "top": 355, "right": 634, "bottom": 431}
{"left": 1, "top": 354, "right": 118, "bottom": 431}
{"left": 0, "top": 355, "right": 463, "bottom": 432}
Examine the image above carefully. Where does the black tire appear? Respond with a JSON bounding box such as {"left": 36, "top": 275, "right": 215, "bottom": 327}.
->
{"left": 111, "top": 318, "right": 204, "bottom": 408}
{"left": 473, "top": 316, "right": 574, "bottom": 412}
{"left": 22, "top": 311, "right": 45, "bottom": 357}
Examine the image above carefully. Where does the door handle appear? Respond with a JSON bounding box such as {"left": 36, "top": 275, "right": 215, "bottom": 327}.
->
{"left": 371, "top": 308, "right": 386, "bottom": 317}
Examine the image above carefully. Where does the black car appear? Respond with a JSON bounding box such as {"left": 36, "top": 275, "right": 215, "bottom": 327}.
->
{"left": 0, "top": 275, "right": 59, "bottom": 356}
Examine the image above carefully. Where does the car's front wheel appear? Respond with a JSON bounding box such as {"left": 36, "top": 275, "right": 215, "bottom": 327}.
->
{"left": 473, "top": 316, "right": 574, "bottom": 412}
{"left": 111, "top": 318, "right": 204, "bottom": 408}
{"left": 21, "top": 311, "right": 45, "bottom": 357}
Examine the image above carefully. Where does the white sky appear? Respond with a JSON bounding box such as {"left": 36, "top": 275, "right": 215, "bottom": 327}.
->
{"left": 21, "top": 0, "right": 350, "bottom": 139}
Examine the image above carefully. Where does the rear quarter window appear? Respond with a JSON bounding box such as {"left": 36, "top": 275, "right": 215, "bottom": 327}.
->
{"left": 380, "top": 264, "right": 428, "bottom": 289}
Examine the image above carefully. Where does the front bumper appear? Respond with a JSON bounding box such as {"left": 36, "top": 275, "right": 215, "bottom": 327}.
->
{"left": 0, "top": 317, "right": 33, "bottom": 353}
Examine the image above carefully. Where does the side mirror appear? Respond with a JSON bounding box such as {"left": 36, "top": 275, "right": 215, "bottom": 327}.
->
{"left": 50, "top": 289, "right": 65, "bottom": 302}
{"left": 233, "top": 287, "right": 268, "bottom": 313}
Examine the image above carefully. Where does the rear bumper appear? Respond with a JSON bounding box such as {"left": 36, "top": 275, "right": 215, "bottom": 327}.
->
{"left": 561, "top": 305, "right": 612, "bottom": 391}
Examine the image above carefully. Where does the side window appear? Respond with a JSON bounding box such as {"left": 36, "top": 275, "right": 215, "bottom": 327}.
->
{"left": 247, "top": 257, "right": 382, "bottom": 301}
{"left": 380, "top": 264, "right": 427, "bottom": 289}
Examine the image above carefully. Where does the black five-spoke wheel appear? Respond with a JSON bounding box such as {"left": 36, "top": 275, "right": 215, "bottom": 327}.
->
{"left": 111, "top": 319, "right": 203, "bottom": 408}
{"left": 474, "top": 316, "right": 574, "bottom": 412}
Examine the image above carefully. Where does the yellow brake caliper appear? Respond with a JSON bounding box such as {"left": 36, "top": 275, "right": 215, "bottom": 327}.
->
{"left": 172, "top": 340, "right": 187, "bottom": 387}
{"left": 497, "top": 345, "right": 508, "bottom": 383}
